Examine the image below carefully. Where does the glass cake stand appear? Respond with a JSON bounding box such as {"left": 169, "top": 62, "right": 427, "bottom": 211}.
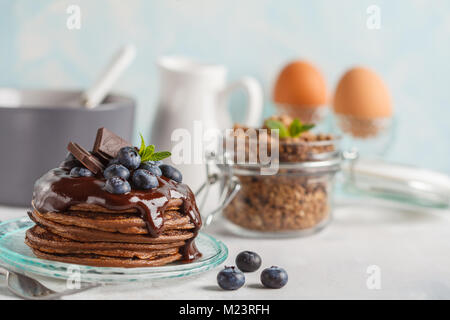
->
{"left": 0, "top": 217, "right": 228, "bottom": 283}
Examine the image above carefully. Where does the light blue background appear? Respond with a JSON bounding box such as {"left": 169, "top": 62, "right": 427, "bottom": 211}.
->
{"left": 0, "top": 0, "right": 449, "bottom": 173}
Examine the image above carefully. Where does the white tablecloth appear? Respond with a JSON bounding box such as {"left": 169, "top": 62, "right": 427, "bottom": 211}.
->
{"left": 1, "top": 196, "right": 450, "bottom": 300}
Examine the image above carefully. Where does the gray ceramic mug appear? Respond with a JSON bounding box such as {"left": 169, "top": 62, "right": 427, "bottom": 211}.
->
{"left": 0, "top": 88, "right": 135, "bottom": 206}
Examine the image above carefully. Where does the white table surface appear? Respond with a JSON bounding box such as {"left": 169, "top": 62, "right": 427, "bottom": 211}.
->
{"left": 1, "top": 196, "right": 450, "bottom": 300}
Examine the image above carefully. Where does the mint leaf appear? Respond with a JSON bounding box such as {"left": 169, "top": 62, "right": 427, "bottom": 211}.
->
{"left": 148, "top": 151, "right": 171, "bottom": 161}
{"left": 289, "top": 118, "right": 315, "bottom": 137}
{"left": 300, "top": 123, "right": 315, "bottom": 133}
{"left": 141, "top": 145, "right": 155, "bottom": 162}
{"left": 137, "top": 134, "right": 172, "bottom": 162}
{"left": 265, "top": 119, "right": 289, "bottom": 138}
{"left": 138, "top": 133, "right": 146, "bottom": 155}
{"left": 289, "top": 118, "right": 303, "bottom": 137}
{"left": 146, "top": 145, "right": 155, "bottom": 156}
{"left": 265, "top": 118, "right": 315, "bottom": 138}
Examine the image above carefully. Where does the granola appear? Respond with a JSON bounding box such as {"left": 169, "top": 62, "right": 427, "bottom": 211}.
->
{"left": 223, "top": 115, "right": 337, "bottom": 233}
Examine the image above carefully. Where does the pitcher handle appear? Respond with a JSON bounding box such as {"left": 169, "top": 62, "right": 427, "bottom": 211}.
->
{"left": 217, "top": 76, "right": 263, "bottom": 127}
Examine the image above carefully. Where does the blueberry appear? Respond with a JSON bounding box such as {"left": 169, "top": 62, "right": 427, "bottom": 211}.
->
{"left": 117, "top": 147, "right": 141, "bottom": 170}
{"left": 70, "top": 167, "right": 94, "bottom": 177}
{"left": 217, "top": 266, "right": 245, "bottom": 290}
{"left": 139, "top": 162, "right": 162, "bottom": 177}
{"left": 59, "top": 152, "right": 81, "bottom": 170}
{"left": 103, "top": 164, "right": 130, "bottom": 180}
{"left": 147, "top": 160, "right": 162, "bottom": 166}
{"left": 236, "top": 251, "right": 262, "bottom": 272}
{"left": 105, "top": 176, "right": 131, "bottom": 194}
{"left": 159, "top": 164, "right": 182, "bottom": 183}
{"left": 108, "top": 158, "right": 120, "bottom": 166}
{"left": 132, "top": 169, "right": 159, "bottom": 190}
{"left": 260, "top": 266, "right": 288, "bottom": 289}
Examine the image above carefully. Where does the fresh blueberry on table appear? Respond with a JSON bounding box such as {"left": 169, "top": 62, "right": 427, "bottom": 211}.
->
{"left": 117, "top": 146, "right": 141, "bottom": 170}
{"left": 260, "top": 266, "right": 288, "bottom": 289}
{"left": 132, "top": 169, "right": 159, "bottom": 190}
{"left": 159, "top": 164, "right": 182, "bottom": 183}
{"left": 139, "top": 162, "right": 162, "bottom": 177}
{"left": 217, "top": 266, "right": 245, "bottom": 290}
{"left": 69, "top": 166, "right": 94, "bottom": 177}
{"left": 236, "top": 251, "right": 262, "bottom": 272}
{"left": 103, "top": 164, "right": 130, "bottom": 180}
{"left": 105, "top": 176, "right": 131, "bottom": 194}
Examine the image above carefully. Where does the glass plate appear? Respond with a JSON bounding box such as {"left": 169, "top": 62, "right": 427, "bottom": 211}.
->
{"left": 0, "top": 217, "right": 228, "bottom": 283}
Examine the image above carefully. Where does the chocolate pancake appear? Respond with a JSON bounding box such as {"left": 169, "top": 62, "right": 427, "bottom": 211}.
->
{"left": 30, "top": 248, "right": 182, "bottom": 268}
{"left": 33, "top": 209, "right": 194, "bottom": 234}
{"left": 32, "top": 169, "right": 201, "bottom": 239}
{"left": 28, "top": 145, "right": 202, "bottom": 267}
{"left": 26, "top": 225, "right": 184, "bottom": 251}
{"left": 28, "top": 210, "right": 194, "bottom": 244}
{"left": 67, "top": 200, "right": 183, "bottom": 213}
{"left": 26, "top": 238, "right": 180, "bottom": 259}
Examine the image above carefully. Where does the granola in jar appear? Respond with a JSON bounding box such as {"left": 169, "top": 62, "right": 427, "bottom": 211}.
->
{"left": 222, "top": 115, "right": 339, "bottom": 235}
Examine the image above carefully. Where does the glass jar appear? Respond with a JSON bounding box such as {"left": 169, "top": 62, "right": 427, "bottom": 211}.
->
{"left": 197, "top": 138, "right": 341, "bottom": 238}
{"left": 196, "top": 136, "right": 450, "bottom": 238}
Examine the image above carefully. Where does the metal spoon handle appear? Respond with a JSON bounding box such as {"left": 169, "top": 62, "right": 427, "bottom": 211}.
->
{"left": 82, "top": 44, "right": 136, "bottom": 109}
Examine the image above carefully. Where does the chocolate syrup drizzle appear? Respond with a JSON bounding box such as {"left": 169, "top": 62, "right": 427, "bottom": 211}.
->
{"left": 32, "top": 167, "right": 202, "bottom": 262}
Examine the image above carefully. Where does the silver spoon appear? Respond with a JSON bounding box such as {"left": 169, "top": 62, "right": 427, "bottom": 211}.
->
{"left": 63, "top": 44, "right": 136, "bottom": 109}
{"left": 81, "top": 44, "right": 136, "bottom": 109}
{"left": 0, "top": 267, "right": 101, "bottom": 300}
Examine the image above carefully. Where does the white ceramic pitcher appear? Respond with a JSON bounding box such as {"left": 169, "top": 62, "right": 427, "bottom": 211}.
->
{"left": 151, "top": 56, "right": 263, "bottom": 189}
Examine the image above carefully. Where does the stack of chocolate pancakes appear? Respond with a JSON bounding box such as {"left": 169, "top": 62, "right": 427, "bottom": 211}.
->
{"left": 25, "top": 128, "right": 202, "bottom": 268}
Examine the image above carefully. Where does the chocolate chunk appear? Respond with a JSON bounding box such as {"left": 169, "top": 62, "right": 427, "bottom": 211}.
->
{"left": 93, "top": 128, "right": 131, "bottom": 160}
{"left": 67, "top": 142, "right": 104, "bottom": 174}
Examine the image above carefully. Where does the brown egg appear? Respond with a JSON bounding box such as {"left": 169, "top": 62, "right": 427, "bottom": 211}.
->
{"left": 333, "top": 67, "right": 392, "bottom": 119}
{"left": 273, "top": 60, "right": 327, "bottom": 107}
